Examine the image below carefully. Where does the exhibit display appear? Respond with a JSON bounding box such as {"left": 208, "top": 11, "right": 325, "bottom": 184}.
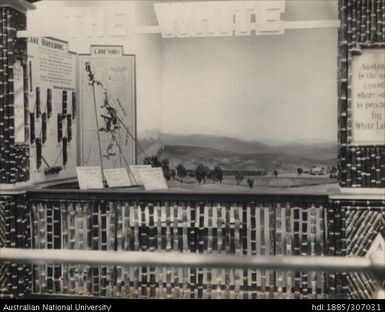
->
{"left": 0, "top": 0, "right": 384, "bottom": 302}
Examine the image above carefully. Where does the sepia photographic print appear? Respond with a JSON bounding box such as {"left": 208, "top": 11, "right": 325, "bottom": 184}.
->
{"left": 0, "top": 0, "right": 384, "bottom": 308}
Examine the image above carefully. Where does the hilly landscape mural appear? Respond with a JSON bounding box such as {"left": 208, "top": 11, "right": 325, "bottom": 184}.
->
{"left": 138, "top": 131, "right": 337, "bottom": 172}
{"left": 137, "top": 131, "right": 338, "bottom": 193}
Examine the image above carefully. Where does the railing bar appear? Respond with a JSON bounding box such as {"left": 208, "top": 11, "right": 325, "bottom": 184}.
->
{"left": 26, "top": 189, "right": 330, "bottom": 204}
{"left": 0, "top": 248, "right": 373, "bottom": 273}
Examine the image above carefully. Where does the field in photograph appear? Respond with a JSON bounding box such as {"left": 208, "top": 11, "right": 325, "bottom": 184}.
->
{"left": 137, "top": 132, "right": 339, "bottom": 194}
{"left": 167, "top": 174, "right": 338, "bottom": 194}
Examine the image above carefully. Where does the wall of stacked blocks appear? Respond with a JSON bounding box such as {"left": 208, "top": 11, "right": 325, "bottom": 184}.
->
{"left": 0, "top": 0, "right": 384, "bottom": 299}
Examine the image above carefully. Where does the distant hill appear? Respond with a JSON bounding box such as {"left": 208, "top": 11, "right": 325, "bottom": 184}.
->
{"left": 156, "top": 145, "right": 334, "bottom": 171}
{"left": 155, "top": 133, "right": 272, "bottom": 154}
{"left": 273, "top": 143, "right": 338, "bottom": 160}
{"left": 137, "top": 132, "right": 337, "bottom": 171}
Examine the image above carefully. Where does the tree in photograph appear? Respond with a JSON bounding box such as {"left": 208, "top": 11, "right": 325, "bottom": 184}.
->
{"left": 297, "top": 167, "right": 303, "bottom": 176}
{"left": 170, "top": 169, "right": 176, "bottom": 180}
{"left": 207, "top": 170, "right": 216, "bottom": 181}
{"left": 195, "top": 164, "right": 208, "bottom": 184}
{"left": 273, "top": 169, "right": 279, "bottom": 177}
{"left": 176, "top": 164, "right": 187, "bottom": 184}
{"left": 163, "top": 169, "right": 171, "bottom": 181}
{"left": 214, "top": 165, "right": 224, "bottom": 183}
{"left": 161, "top": 159, "right": 171, "bottom": 180}
{"left": 247, "top": 178, "right": 254, "bottom": 189}
{"left": 143, "top": 155, "right": 162, "bottom": 167}
{"left": 329, "top": 166, "right": 337, "bottom": 178}
{"left": 161, "top": 159, "right": 170, "bottom": 170}
{"left": 196, "top": 172, "right": 204, "bottom": 184}
{"left": 235, "top": 171, "right": 244, "bottom": 185}
{"left": 204, "top": 166, "right": 210, "bottom": 183}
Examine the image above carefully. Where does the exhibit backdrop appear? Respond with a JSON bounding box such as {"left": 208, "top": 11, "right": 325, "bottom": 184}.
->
{"left": 27, "top": 37, "right": 77, "bottom": 184}
{"left": 79, "top": 46, "right": 136, "bottom": 169}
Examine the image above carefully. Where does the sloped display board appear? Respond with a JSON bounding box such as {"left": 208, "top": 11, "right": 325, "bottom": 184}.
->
{"left": 27, "top": 37, "right": 77, "bottom": 184}
{"left": 79, "top": 46, "right": 136, "bottom": 169}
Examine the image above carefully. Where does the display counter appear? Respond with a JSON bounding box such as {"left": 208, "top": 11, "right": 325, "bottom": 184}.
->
{"left": 2, "top": 182, "right": 383, "bottom": 299}
{"left": 17, "top": 184, "right": 330, "bottom": 299}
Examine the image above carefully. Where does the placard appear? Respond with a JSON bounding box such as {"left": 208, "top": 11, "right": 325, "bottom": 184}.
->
{"left": 128, "top": 165, "right": 151, "bottom": 185}
{"left": 76, "top": 166, "right": 104, "bottom": 189}
{"left": 91, "top": 46, "right": 123, "bottom": 57}
{"left": 103, "top": 168, "right": 132, "bottom": 188}
{"left": 139, "top": 167, "right": 168, "bottom": 191}
{"left": 352, "top": 48, "right": 385, "bottom": 145}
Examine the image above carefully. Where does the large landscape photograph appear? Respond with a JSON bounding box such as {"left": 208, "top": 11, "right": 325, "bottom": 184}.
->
{"left": 138, "top": 130, "right": 338, "bottom": 193}
{"left": 135, "top": 2, "right": 339, "bottom": 193}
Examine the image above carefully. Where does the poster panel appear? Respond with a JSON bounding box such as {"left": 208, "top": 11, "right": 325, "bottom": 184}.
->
{"left": 79, "top": 46, "right": 136, "bottom": 169}
{"left": 28, "top": 37, "right": 77, "bottom": 183}
{"left": 351, "top": 48, "right": 385, "bottom": 145}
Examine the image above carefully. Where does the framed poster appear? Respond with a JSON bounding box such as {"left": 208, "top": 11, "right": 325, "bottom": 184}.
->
{"left": 79, "top": 46, "right": 137, "bottom": 169}
{"left": 27, "top": 37, "right": 77, "bottom": 184}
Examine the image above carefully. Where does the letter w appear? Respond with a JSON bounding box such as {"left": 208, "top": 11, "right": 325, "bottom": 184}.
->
{"left": 154, "top": 3, "right": 193, "bottom": 37}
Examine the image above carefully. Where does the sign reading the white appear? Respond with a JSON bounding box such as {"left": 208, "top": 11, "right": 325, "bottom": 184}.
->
{"left": 103, "top": 168, "right": 132, "bottom": 188}
{"left": 352, "top": 49, "right": 385, "bottom": 145}
{"left": 128, "top": 165, "right": 151, "bottom": 185}
{"left": 140, "top": 167, "right": 168, "bottom": 191}
{"left": 76, "top": 166, "right": 104, "bottom": 189}
{"left": 64, "top": 4, "right": 134, "bottom": 39}
{"left": 91, "top": 46, "right": 123, "bottom": 57}
{"left": 154, "top": 1, "right": 285, "bottom": 38}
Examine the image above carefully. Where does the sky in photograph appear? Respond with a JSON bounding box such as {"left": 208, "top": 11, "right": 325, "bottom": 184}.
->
{"left": 144, "top": 0, "right": 339, "bottom": 143}
{"left": 27, "top": 0, "right": 339, "bottom": 143}
{"left": 159, "top": 27, "right": 338, "bottom": 143}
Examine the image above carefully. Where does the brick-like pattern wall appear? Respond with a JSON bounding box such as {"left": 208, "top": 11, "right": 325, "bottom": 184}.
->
{"left": 330, "top": 198, "right": 385, "bottom": 299}
{"left": 338, "top": 0, "right": 385, "bottom": 188}
{"left": 0, "top": 194, "right": 31, "bottom": 298}
{"left": 327, "top": 202, "right": 348, "bottom": 298}
{"left": 29, "top": 197, "right": 328, "bottom": 299}
{"left": 0, "top": 6, "right": 30, "bottom": 184}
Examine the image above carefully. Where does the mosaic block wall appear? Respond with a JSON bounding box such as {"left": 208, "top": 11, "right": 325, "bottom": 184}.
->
{"left": 0, "top": 5, "right": 30, "bottom": 184}
{"left": 28, "top": 196, "right": 329, "bottom": 299}
{"left": 329, "top": 198, "right": 385, "bottom": 299}
{"left": 327, "top": 203, "right": 348, "bottom": 298}
{"left": 0, "top": 194, "right": 32, "bottom": 298}
{"left": 337, "top": 0, "right": 385, "bottom": 188}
